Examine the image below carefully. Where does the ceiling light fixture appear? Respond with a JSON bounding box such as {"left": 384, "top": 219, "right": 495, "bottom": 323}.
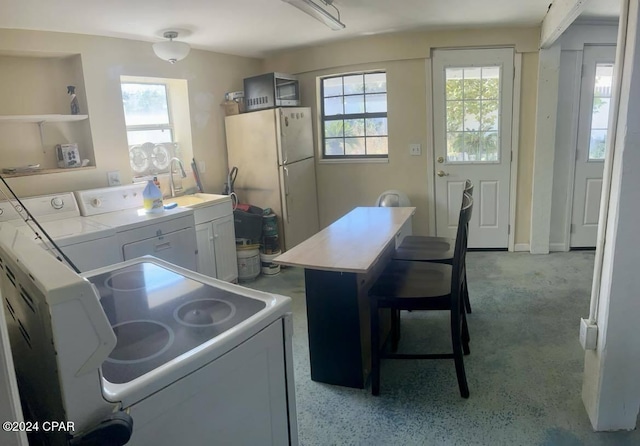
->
{"left": 152, "top": 31, "right": 191, "bottom": 64}
{"left": 281, "top": 0, "right": 346, "bottom": 30}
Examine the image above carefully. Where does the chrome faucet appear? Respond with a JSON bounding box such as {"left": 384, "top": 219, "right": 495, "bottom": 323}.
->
{"left": 169, "top": 157, "right": 187, "bottom": 197}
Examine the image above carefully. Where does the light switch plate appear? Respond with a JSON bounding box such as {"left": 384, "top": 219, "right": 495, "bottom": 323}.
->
{"left": 409, "top": 144, "right": 422, "bottom": 156}
{"left": 107, "top": 170, "right": 121, "bottom": 186}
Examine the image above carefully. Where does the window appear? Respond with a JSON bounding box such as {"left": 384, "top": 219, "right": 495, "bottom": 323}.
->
{"left": 445, "top": 66, "right": 501, "bottom": 162}
{"left": 588, "top": 64, "right": 614, "bottom": 161}
{"left": 321, "top": 72, "right": 388, "bottom": 159}
{"left": 120, "top": 77, "right": 192, "bottom": 178}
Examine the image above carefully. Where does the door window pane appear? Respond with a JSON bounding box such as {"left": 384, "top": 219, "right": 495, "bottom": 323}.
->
{"left": 445, "top": 65, "right": 502, "bottom": 163}
{"left": 589, "top": 63, "right": 614, "bottom": 161}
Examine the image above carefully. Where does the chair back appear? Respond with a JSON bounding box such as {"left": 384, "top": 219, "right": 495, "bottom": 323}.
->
{"left": 464, "top": 179, "right": 474, "bottom": 197}
{"left": 451, "top": 193, "right": 473, "bottom": 311}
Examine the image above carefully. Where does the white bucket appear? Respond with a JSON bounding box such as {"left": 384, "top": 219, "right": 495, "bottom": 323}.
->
{"left": 237, "top": 246, "right": 260, "bottom": 281}
{"left": 260, "top": 251, "right": 281, "bottom": 276}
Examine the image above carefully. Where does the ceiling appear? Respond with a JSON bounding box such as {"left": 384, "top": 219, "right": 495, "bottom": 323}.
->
{"left": 0, "top": 0, "right": 622, "bottom": 58}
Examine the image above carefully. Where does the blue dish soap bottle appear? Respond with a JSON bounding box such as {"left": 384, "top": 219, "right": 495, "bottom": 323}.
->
{"left": 143, "top": 179, "right": 164, "bottom": 214}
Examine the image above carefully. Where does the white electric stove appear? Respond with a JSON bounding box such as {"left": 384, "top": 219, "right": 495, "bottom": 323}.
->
{"left": 74, "top": 184, "right": 197, "bottom": 271}
{"left": 0, "top": 192, "right": 119, "bottom": 272}
{"left": 0, "top": 223, "right": 298, "bottom": 445}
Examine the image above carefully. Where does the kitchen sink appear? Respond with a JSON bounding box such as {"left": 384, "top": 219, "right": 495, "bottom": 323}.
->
{"left": 169, "top": 193, "right": 229, "bottom": 209}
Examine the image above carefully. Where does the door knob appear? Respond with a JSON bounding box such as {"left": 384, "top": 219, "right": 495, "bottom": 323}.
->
{"left": 437, "top": 170, "right": 449, "bottom": 177}
{"left": 437, "top": 156, "right": 445, "bottom": 163}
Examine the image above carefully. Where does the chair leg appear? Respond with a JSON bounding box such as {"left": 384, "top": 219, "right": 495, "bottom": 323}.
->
{"left": 451, "top": 311, "right": 470, "bottom": 398}
{"left": 461, "top": 307, "right": 471, "bottom": 355}
{"left": 370, "top": 300, "right": 381, "bottom": 396}
{"left": 463, "top": 270, "right": 472, "bottom": 314}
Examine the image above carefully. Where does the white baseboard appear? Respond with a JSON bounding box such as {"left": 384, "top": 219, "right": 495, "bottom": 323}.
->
{"left": 549, "top": 242, "right": 568, "bottom": 252}
{"left": 514, "top": 243, "right": 530, "bottom": 252}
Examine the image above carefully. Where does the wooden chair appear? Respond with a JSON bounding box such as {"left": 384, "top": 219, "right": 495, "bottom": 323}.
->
{"left": 393, "top": 180, "right": 473, "bottom": 313}
{"left": 369, "top": 193, "right": 473, "bottom": 398}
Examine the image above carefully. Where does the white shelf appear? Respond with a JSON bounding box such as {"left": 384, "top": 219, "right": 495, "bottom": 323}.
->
{"left": 0, "top": 114, "right": 88, "bottom": 123}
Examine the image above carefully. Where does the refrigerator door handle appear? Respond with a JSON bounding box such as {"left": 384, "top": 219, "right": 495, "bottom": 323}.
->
{"left": 283, "top": 166, "right": 290, "bottom": 222}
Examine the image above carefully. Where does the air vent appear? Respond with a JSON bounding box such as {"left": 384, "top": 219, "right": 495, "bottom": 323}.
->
{"left": 20, "top": 288, "right": 35, "bottom": 314}
{"left": 6, "top": 266, "right": 15, "bottom": 287}
{"left": 18, "top": 320, "right": 32, "bottom": 349}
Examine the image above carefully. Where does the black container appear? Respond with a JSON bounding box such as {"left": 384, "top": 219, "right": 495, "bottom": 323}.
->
{"left": 233, "top": 205, "right": 263, "bottom": 244}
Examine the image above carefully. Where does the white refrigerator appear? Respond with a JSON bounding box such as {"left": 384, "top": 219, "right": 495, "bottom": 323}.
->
{"left": 225, "top": 107, "right": 320, "bottom": 251}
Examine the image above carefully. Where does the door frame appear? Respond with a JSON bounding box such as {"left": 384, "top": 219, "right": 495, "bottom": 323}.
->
{"left": 425, "top": 49, "right": 522, "bottom": 252}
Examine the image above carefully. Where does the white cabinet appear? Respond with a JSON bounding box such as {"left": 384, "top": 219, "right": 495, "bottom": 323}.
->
{"left": 192, "top": 198, "right": 238, "bottom": 282}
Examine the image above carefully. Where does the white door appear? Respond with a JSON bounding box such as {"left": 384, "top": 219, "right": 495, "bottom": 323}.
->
{"left": 279, "top": 157, "right": 320, "bottom": 250}
{"left": 212, "top": 215, "right": 238, "bottom": 282}
{"left": 570, "top": 46, "right": 616, "bottom": 248}
{"left": 195, "top": 222, "right": 216, "bottom": 277}
{"left": 432, "top": 48, "right": 514, "bottom": 248}
{"left": 278, "top": 107, "right": 314, "bottom": 164}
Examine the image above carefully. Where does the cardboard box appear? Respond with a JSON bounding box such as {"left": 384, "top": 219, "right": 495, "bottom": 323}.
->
{"left": 222, "top": 100, "right": 244, "bottom": 116}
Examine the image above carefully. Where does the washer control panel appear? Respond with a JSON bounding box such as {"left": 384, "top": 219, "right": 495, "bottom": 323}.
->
{"left": 0, "top": 192, "right": 79, "bottom": 222}
{"left": 75, "top": 184, "right": 146, "bottom": 216}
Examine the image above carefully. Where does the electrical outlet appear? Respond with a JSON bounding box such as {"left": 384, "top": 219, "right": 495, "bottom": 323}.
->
{"left": 107, "top": 170, "right": 121, "bottom": 186}
{"left": 579, "top": 318, "right": 598, "bottom": 350}
{"left": 198, "top": 160, "right": 206, "bottom": 173}
{"left": 409, "top": 143, "right": 422, "bottom": 156}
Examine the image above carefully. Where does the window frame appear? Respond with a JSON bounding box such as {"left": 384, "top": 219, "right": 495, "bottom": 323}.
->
{"left": 320, "top": 71, "right": 389, "bottom": 160}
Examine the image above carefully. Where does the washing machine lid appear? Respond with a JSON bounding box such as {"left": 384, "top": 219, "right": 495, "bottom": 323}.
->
{"left": 12, "top": 216, "right": 116, "bottom": 246}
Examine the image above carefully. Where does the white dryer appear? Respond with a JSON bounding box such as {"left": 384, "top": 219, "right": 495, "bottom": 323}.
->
{"left": 74, "top": 184, "right": 197, "bottom": 271}
{"left": 0, "top": 192, "right": 119, "bottom": 272}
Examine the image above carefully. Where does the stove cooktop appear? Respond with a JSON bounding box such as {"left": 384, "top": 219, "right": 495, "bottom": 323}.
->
{"left": 86, "top": 261, "right": 266, "bottom": 384}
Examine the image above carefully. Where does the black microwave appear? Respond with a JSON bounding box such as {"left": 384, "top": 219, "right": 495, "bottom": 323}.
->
{"left": 243, "top": 72, "right": 300, "bottom": 112}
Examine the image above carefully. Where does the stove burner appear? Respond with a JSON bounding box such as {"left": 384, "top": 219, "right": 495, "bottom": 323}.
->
{"left": 104, "top": 270, "right": 147, "bottom": 292}
{"left": 174, "top": 299, "right": 236, "bottom": 327}
{"left": 106, "top": 320, "right": 174, "bottom": 365}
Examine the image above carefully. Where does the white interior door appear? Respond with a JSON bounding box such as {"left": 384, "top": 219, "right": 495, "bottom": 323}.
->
{"left": 432, "top": 48, "right": 514, "bottom": 248}
{"left": 570, "top": 46, "right": 616, "bottom": 248}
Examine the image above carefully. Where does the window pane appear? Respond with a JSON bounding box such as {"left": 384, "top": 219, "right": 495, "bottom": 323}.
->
{"left": 464, "top": 132, "right": 481, "bottom": 161}
{"left": 323, "top": 77, "right": 343, "bottom": 97}
{"left": 127, "top": 129, "right": 173, "bottom": 145}
{"left": 447, "top": 132, "right": 464, "bottom": 161}
{"left": 345, "top": 137, "right": 366, "bottom": 155}
{"left": 365, "top": 73, "right": 387, "bottom": 93}
{"left": 481, "top": 67, "right": 500, "bottom": 99}
{"left": 121, "top": 83, "right": 169, "bottom": 126}
{"left": 324, "top": 97, "right": 343, "bottom": 116}
{"left": 344, "top": 119, "right": 365, "bottom": 137}
{"left": 366, "top": 137, "right": 388, "bottom": 155}
{"left": 324, "top": 120, "right": 344, "bottom": 138}
{"left": 482, "top": 101, "right": 499, "bottom": 131}
{"left": 463, "top": 101, "right": 481, "bottom": 131}
{"left": 365, "top": 118, "right": 387, "bottom": 136}
{"left": 594, "top": 64, "right": 614, "bottom": 97}
{"left": 446, "top": 101, "right": 464, "bottom": 131}
{"left": 481, "top": 132, "right": 499, "bottom": 161}
{"left": 365, "top": 93, "right": 387, "bottom": 113}
{"left": 589, "top": 129, "right": 607, "bottom": 160}
{"left": 344, "top": 95, "right": 365, "bottom": 114}
{"left": 463, "top": 68, "right": 482, "bottom": 99}
{"left": 591, "top": 98, "right": 610, "bottom": 129}
{"left": 325, "top": 138, "right": 344, "bottom": 155}
{"left": 344, "top": 75, "right": 364, "bottom": 94}
{"left": 446, "top": 68, "right": 464, "bottom": 100}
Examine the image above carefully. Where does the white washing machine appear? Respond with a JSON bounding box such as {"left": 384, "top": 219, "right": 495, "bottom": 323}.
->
{"left": 74, "top": 184, "right": 197, "bottom": 271}
{"left": 0, "top": 192, "right": 119, "bottom": 272}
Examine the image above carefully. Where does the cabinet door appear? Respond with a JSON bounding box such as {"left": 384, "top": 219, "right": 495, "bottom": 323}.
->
{"left": 195, "top": 222, "right": 217, "bottom": 278}
{"left": 212, "top": 215, "right": 238, "bottom": 282}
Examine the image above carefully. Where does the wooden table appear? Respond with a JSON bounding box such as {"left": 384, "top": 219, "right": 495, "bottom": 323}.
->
{"left": 274, "top": 206, "right": 415, "bottom": 388}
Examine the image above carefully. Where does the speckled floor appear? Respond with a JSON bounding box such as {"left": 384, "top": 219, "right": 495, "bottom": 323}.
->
{"left": 244, "top": 252, "right": 640, "bottom": 445}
